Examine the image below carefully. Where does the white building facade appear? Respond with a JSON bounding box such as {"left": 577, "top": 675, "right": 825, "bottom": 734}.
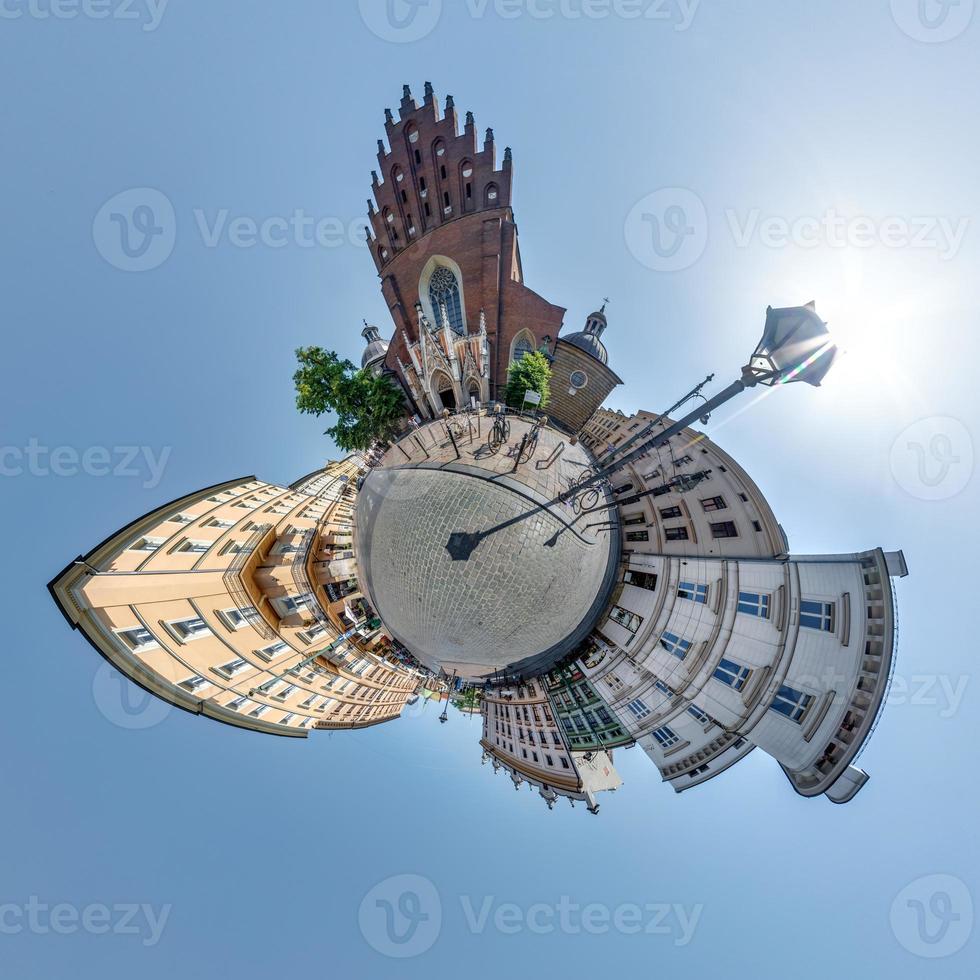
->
{"left": 480, "top": 680, "right": 622, "bottom": 812}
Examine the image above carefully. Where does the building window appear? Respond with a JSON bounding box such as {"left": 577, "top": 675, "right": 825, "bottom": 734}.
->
{"left": 652, "top": 726, "right": 680, "bottom": 749}
{"left": 701, "top": 496, "right": 727, "bottom": 512}
{"left": 625, "top": 530, "right": 649, "bottom": 542}
{"left": 169, "top": 513, "right": 194, "bottom": 524}
{"left": 116, "top": 626, "right": 158, "bottom": 652}
{"left": 625, "top": 698, "right": 650, "bottom": 720}
{"left": 256, "top": 641, "right": 289, "bottom": 662}
{"left": 512, "top": 334, "right": 535, "bottom": 363}
{"left": 219, "top": 606, "right": 263, "bottom": 631}
{"left": 216, "top": 658, "right": 249, "bottom": 678}
{"left": 737, "top": 592, "right": 770, "bottom": 618}
{"left": 687, "top": 703, "right": 710, "bottom": 724}
{"left": 710, "top": 521, "right": 739, "bottom": 539}
{"left": 678, "top": 581, "right": 708, "bottom": 604}
{"left": 665, "top": 526, "right": 689, "bottom": 541}
{"left": 179, "top": 675, "right": 208, "bottom": 693}
{"left": 713, "top": 658, "right": 751, "bottom": 691}
{"left": 177, "top": 539, "right": 211, "bottom": 554}
{"left": 609, "top": 605, "right": 642, "bottom": 633}
{"left": 428, "top": 265, "right": 464, "bottom": 335}
{"left": 623, "top": 569, "right": 657, "bottom": 591}
{"left": 604, "top": 673, "right": 624, "bottom": 692}
{"left": 167, "top": 616, "right": 211, "bottom": 642}
{"left": 623, "top": 514, "right": 645, "bottom": 526}
{"left": 800, "top": 600, "right": 834, "bottom": 632}
{"left": 130, "top": 537, "right": 164, "bottom": 552}
{"left": 654, "top": 680, "right": 675, "bottom": 698}
{"left": 770, "top": 684, "right": 814, "bottom": 723}
{"left": 660, "top": 631, "right": 691, "bottom": 659}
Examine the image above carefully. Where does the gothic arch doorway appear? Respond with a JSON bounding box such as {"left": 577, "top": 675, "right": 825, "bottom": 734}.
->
{"left": 431, "top": 371, "right": 458, "bottom": 412}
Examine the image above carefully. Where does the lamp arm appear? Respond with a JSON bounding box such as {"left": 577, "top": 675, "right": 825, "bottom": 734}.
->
{"left": 586, "top": 377, "right": 748, "bottom": 487}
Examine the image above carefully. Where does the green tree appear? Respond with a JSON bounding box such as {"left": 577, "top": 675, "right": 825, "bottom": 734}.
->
{"left": 293, "top": 347, "right": 406, "bottom": 451}
{"left": 504, "top": 349, "right": 552, "bottom": 409}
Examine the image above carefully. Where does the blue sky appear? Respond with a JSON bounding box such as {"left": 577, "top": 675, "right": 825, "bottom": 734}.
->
{"left": 2, "top": 1, "right": 978, "bottom": 976}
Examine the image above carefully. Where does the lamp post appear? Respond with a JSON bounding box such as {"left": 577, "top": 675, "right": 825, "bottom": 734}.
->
{"left": 439, "top": 669, "right": 457, "bottom": 723}
{"left": 571, "top": 303, "right": 837, "bottom": 497}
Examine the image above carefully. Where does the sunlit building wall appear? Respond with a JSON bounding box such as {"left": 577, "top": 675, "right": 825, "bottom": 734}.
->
{"left": 50, "top": 457, "right": 423, "bottom": 738}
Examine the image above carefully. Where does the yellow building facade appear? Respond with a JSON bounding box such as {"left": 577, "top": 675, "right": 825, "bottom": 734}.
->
{"left": 50, "top": 455, "right": 423, "bottom": 738}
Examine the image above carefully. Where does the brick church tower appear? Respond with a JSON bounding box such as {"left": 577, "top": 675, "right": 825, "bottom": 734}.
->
{"left": 362, "top": 82, "right": 570, "bottom": 419}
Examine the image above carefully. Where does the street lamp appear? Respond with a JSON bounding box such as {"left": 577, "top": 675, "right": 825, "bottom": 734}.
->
{"left": 745, "top": 302, "right": 839, "bottom": 387}
{"left": 577, "top": 303, "right": 837, "bottom": 493}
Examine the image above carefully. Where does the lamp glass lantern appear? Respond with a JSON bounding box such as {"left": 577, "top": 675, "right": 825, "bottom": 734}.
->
{"left": 745, "top": 302, "right": 839, "bottom": 387}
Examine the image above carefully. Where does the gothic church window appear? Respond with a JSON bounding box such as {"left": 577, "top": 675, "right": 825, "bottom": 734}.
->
{"left": 428, "top": 266, "right": 464, "bottom": 335}
{"left": 512, "top": 335, "right": 534, "bottom": 362}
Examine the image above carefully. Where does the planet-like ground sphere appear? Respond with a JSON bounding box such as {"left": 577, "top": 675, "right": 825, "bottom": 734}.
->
{"left": 354, "top": 418, "right": 619, "bottom": 681}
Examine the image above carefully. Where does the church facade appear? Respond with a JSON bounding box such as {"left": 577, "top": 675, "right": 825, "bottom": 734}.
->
{"left": 360, "top": 83, "right": 619, "bottom": 430}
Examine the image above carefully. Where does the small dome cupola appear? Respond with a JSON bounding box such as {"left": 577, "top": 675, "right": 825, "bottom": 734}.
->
{"left": 563, "top": 300, "right": 610, "bottom": 365}
{"left": 360, "top": 321, "right": 389, "bottom": 370}
{"left": 584, "top": 301, "right": 608, "bottom": 339}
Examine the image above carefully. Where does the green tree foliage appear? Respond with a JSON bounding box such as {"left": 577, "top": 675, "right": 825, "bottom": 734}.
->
{"left": 504, "top": 350, "right": 552, "bottom": 410}
{"left": 293, "top": 347, "right": 406, "bottom": 451}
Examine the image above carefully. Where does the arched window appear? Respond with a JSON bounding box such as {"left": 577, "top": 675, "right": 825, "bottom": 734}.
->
{"left": 460, "top": 161, "right": 474, "bottom": 209}
{"left": 485, "top": 183, "right": 499, "bottom": 205}
{"left": 512, "top": 334, "right": 535, "bottom": 362}
{"left": 428, "top": 266, "right": 464, "bottom": 335}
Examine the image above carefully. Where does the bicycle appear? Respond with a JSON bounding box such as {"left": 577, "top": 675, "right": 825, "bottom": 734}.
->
{"left": 487, "top": 413, "right": 511, "bottom": 452}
